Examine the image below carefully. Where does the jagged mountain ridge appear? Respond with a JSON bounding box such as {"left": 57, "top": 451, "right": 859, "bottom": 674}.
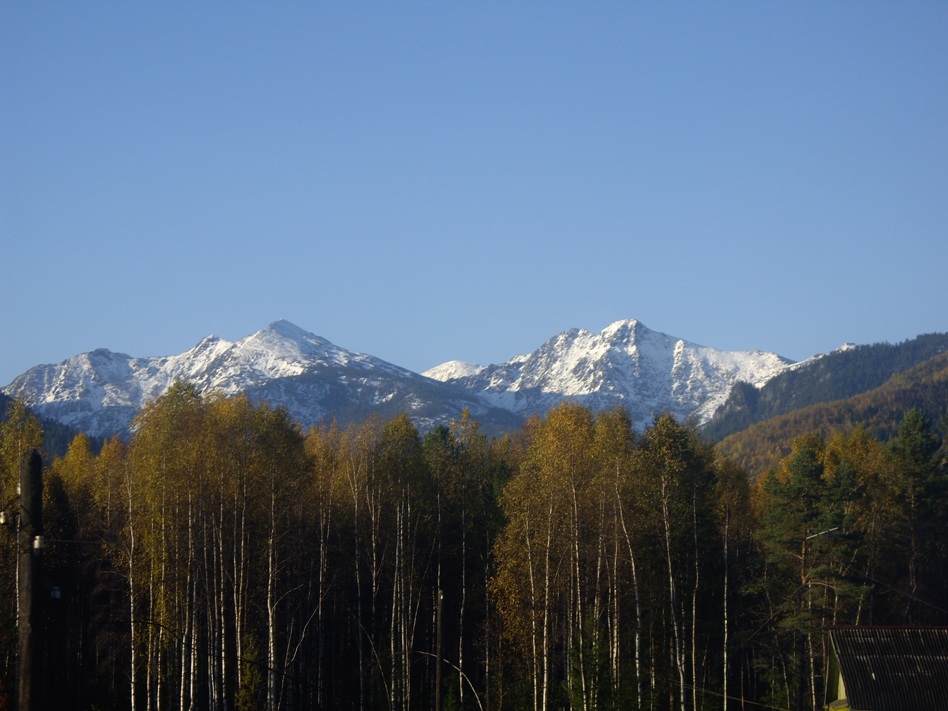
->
{"left": 3, "top": 320, "right": 521, "bottom": 438}
{"left": 5, "top": 318, "right": 794, "bottom": 439}
{"left": 423, "top": 319, "right": 792, "bottom": 429}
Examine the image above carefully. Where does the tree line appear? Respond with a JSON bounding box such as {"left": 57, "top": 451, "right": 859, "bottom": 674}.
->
{"left": 702, "top": 334, "right": 948, "bottom": 442}
{"left": 716, "top": 350, "right": 948, "bottom": 479}
{"left": 0, "top": 387, "right": 946, "bottom": 710}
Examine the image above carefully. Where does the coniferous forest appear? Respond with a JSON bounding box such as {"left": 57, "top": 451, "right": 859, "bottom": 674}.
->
{"left": 1, "top": 386, "right": 946, "bottom": 710}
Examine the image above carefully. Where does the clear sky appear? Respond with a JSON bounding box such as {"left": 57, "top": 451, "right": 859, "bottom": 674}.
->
{"left": 2, "top": 2, "right": 946, "bottom": 386}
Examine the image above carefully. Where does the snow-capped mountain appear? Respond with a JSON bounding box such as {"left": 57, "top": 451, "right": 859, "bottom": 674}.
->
{"left": 2, "top": 320, "right": 520, "bottom": 438}
{"left": 4, "top": 318, "right": 794, "bottom": 439}
{"left": 424, "top": 319, "right": 792, "bottom": 429}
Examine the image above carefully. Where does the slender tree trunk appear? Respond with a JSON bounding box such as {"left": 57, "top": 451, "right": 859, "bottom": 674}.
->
{"left": 155, "top": 497, "right": 167, "bottom": 711}
{"left": 368, "top": 474, "right": 383, "bottom": 707}
{"left": 483, "top": 524, "right": 492, "bottom": 711}
{"left": 807, "top": 604, "right": 819, "bottom": 711}
{"left": 458, "top": 512, "right": 466, "bottom": 709}
{"left": 390, "top": 503, "right": 401, "bottom": 710}
{"left": 267, "top": 485, "right": 278, "bottom": 711}
{"left": 524, "top": 512, "right": 540, "bottom": 711}
{"left": 610, "top": 506, "right": 621, "bottom": 699}
{"left": 404, "top": 494, "right": 419, "bottom": 711}
{"left": 218, "top": 490, "right": 229, "bottom": 711}
{"left": 126, "top": 468, "right": 139, "bottom": 711}
{"left": 591, "top": 495, "right": 605, "bottom": 711}
{"left": 541, "top": 498, "right": 554, "bottom": 711}
{"left": 232, "top": 475, "right": 247, "bottom": 709}
{"left": 435, "top": 489, "right": 443, "bottom": 711}
{"left": 190, "top": 588, "right": 198, "bottom": 711}
{"left": 616, "top": 476, "right": 643, "bottom": 710}
{"left": 346, "top": 453, "right": 367, "bottom": 711}
{"left": 660, "top": 474, "right": 686, "bottom": 711}
{"left": 316, "top": 504, "right": 330, "bottom": 708}
{"left": 692, "top": 491, "right": 700, "bottom": 711}
{"left": 569, "top": 476, "right": 588, "bottom": 711}
{"left": 722, "top": 504, "right": 729, "bottom": 711}
{"left": 180, "top": 493, "right": 194, "bottom": 711}
{"left": 146, "top": 560, "right": 156, "bottom": 711}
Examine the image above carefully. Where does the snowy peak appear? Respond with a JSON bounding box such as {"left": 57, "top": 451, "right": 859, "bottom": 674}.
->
{"left": 4, "top": 317, "right": 795, "bottom": 438}
{"left": 422, "top": 360, "right": 486, "bottom": 381}
{"left": 264, "top": 319, "right": 313, "bottom": 341}
{"left": 599, "top": 318, "right": 645, "bottom": 345}
{"left": 425, "top": 319, "right": 793, "bottom": 428}
{"left": 247, "top": 320, "right": 335, "bottom": 358}
{"left": 474, "top": 319, "right": 693, "bottom": 396}
{"left": 2, "top": 321, "right": 444, "bottom": 437}
{"left": 165, "top": 321, "right": 382, "bottom": 394}
{"left": 237, "top": 320, "right": 339, "bottom": 363}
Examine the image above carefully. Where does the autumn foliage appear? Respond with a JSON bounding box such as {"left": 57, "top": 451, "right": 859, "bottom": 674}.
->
{"left": 0, "top": 392, "right": 945, "bottom": 710}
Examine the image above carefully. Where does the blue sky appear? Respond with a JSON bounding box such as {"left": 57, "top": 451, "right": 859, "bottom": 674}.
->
{"left": 2, "top": 2, "right": 946, "bottom": 385}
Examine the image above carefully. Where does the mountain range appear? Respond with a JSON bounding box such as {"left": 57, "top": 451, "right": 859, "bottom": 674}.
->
{"left": 703, "top": 331, "right": 948, "bottom": 442}
{"left": 3, "top": 319, "right": 797, "bottom": 439}
{"left": 714, "top": 342, "right": 948, "bottom": 478}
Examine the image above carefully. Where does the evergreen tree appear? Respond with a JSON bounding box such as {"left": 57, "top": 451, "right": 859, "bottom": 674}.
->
{"left": 888, "top": 409, "right": 947, "bottom": 622}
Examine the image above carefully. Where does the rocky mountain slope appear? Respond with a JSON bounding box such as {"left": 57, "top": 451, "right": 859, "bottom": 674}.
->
{"left": 2, "top": 320, "right": 520, "bottom": 438}
{"left": 424, "top": 319, "right": 792, "bottom": 430}
{"left": 4, "top": 318, "right": 796, "bottom": 439}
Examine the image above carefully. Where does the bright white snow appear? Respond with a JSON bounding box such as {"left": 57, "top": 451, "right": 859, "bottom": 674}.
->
{"left": 5, "top": 318, "right": 796, "bottom": 437}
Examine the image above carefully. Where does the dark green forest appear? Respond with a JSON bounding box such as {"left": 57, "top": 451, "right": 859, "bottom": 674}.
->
{"left": 1, "top": 389, "right": 946, "bottom": 711}
{"left": 716, "top": 350, "right": 948, "bottom": 479}
{"left": 703, "top": 333, "right": 948, "bottom": 442}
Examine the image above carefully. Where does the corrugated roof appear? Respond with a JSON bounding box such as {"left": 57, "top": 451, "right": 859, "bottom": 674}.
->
{"left": 829, "top": 627, "right": 948, "bottom": 711}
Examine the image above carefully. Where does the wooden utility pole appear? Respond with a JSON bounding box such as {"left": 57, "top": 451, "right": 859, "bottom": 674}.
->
{"left": 18, "top": 448, "right": 43, "bottom": 711}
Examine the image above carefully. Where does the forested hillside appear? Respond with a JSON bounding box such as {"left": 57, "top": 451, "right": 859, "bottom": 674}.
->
{"left": 703, "top": 333, "right": 948, "bottom": 442}
{"left": 715, "top": 350, "right": 948, "bottom": 479}
{"left": 1, "top": 389, "right": 946, "bottom": 710}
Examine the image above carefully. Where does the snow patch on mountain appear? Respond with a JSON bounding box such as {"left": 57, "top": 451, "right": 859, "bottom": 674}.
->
{"left": 422, "top": 361, "right": 486, "bottom": 381}
{"left": 425, "top": 319, "right": 793, "bottom": 428}
{"left": 4, "top": 320, "right": 510, "bottom": 438}
{"left": 4, "top": 318, "right": 795, "bottom": 438}
{"left": 783, "top": 342, "right": 859, "bottom": 373}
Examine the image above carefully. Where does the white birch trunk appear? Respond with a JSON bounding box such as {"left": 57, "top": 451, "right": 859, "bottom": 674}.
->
{"left": 616, "top": 474, "right": 643, "bottom": 709}
{"left": 267, "top": 484, "right": 278, "bottom": 711}
{"left": 660, "top": 474, "right": 686, "bottom": 711}
{"left": 541, "top": 497, "right": 553, "bottom": 711}
{"left": 127, "top": 469, "right": 139, "bottom": 711}
{"left": 524, "top": 513, "right": 539, "bottom": 711}
{"left": 570, "top": 477, "right": 588, "bottom": 711}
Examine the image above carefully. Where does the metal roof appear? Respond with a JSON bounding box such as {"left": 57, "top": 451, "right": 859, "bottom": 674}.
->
{"left": 829, "top": 627, "right": 948, "bottom": 711}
